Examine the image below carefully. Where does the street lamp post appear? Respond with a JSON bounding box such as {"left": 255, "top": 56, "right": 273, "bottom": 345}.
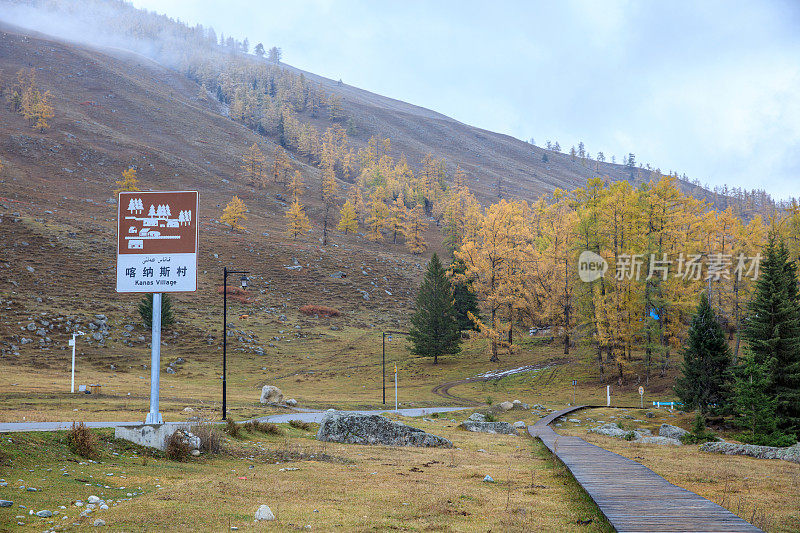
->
{"left": 382, "top": 331, "right": 408, "bottom": 405}
{"left": 223, "top": 267, "right": 249, "bottom": 420}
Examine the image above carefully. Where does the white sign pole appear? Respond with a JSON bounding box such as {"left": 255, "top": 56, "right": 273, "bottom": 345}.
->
{"left": 606, "top": 385, "right": 611, "bottom": 407}
{"left": 146, "top": 293, "right": 163, "bottom": 424}
{"left": 70, "top": 335, "right": 76, "bottom": 393}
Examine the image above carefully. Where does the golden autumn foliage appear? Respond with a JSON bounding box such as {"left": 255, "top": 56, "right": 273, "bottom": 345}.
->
{"left": 404, "top": 205, "right": 427, "bottom": 255}
{"left": 221, "top": 196, "right": 247, "bottom": 231}
{"left": 337, "top": 199, "right": 358, "bottom": 234}
{"left": 242, "top": 143, "right": 267, "bottom": 187}
{"left": 285, "top": 199, "right": 310, "bottom": 239}
{"left": 114, "top": 167, "right": 140, "bottom": 194}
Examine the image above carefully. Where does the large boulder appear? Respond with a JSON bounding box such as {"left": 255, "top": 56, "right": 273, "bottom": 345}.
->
{"left": 259, "top": 385, "right": 283, "bottom": 404}
{"left": 459, "top": 420, "right": 519, "bottom": 435}
{"left": 659, "top": 424, "right": 689, "bottom": 440}
{"left": 498, "top": 401, "right": 514, "bottom": 411}
{"left": 467, "top": 412, "right": 486, "bottom": 422}
{"left": 316, "top": 412, "right": 452, "bottom": 447}
{"left": 589, "top": 423, "right": 649, "bottom": 440}
{"left": 700, "top": 441, "right": 800, "bottom": 463}
{"left": 637, "top": 436, "right": 681, "bottom": 446}
{"left": 254, "top": 504, "right": 276, "bottom": 521}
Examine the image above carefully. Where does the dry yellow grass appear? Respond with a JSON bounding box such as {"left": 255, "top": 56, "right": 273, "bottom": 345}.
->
{"left": 0, "top": 419, "right": 612, "bottom": 532}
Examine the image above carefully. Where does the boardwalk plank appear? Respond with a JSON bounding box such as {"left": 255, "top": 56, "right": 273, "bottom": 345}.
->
{"left": 529, "top": 406, "right": 763, "bottom": 533}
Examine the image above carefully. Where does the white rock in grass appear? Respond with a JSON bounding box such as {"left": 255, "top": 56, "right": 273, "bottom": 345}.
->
{"left": 513, "top": 421, "right": 526, "bottom": 429}
{"left": 93, "top": 518, "right": 106, "bottom": 526}
{"left": 483, "top": 475, "right": 495, "bottom": 483}
{"left": 254, "top": 505, "right": 275, "bottom": 521}
{"left": 87, "top": 496, "right": 100, "bottom": 504}
{"left": 498, "top": 401, "right": 514, "bottom": 411}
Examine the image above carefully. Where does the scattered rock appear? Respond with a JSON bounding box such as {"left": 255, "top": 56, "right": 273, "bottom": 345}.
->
{"left": 637, "top": 436, "right": 681, "bottom": 446}
{"left": 190, "top": 449, "right": 201, "bottom": 457}
{"left": 589, "top": 423, "right": 647, "bottom": 440}
{"left": 568, "top": 419, "right": 581, "bottom": 423}
{"left": 659, "top": 424, "right": 689, "bottom": 440}
{"left": 93, "top": 518, "right": 106, "bottom": 526}
{"left": 254, "top": 504, "right": 276, "bottom": 521}
{"left": 330, "top": 271, "right": 346, "bottom": 278}
{"left": 513, "top": 421, "right": 526, "bottom": 429}
{"left": 87, "top": 496, "right": 100, "bottom": 504}
{"left": 259, "top": 385, "right": 283, "bottom": 404}
{"left": 645, "top": 411, "right": 656, "bottom": 418}
{"left": 317, "top": 412, "right": 452, "bottom": 447}
{"left": 0, "top": 500, "right": 12, "bottom": 507}
{"left": 482, "top": 475, "right": 495, "bottom": 483}
{"left": 165, "top": 367, "right": 176, "bottom": 374}
{"left": 36, "top": 510, "right": 53, "bottom": 518}
{"left": 467, "top": 413, "right": 486, "bottom": 422}
{"left": 700, "top": 441, "right": 800, "bottom": 463}
{"left": 285, "top": 398, "right": 297, "bottom": 407}
{"left": 459, "top": 420, "right": 518, "bottom": 435}
{"left": 498, "top": 401, "right": 514, "bottom": 411}
{"left": 26, "top": 266, "right": 34, "bottom": 273}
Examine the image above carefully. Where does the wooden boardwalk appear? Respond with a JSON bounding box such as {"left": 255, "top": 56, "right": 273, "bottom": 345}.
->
{"left": 529, "top": 406, "right": 763, "bottom": 533}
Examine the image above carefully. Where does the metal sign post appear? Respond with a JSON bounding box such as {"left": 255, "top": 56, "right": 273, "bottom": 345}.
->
{"left": 572, "top": 379, "right": 577, "bottom": 405}
{"left": 116, "top": 191, "right": 198, "bottom": 425}
{"left": 69, "top": 331, "right": 85, "bottom": 393}
{"left": 606, "top": 385, "right": 611, "bottom": 407}
{"left": 638, "top": 386, "right": 644, "bottom": 409}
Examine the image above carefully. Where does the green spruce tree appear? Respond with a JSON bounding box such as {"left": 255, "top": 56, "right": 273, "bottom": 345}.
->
{"left": 449, "top": 259, "right": 481, "bottom": 331}
{"left": 742, "top": 230, "right": 800, "bottom": 436}
{"left": 674, "top": 292, "right": 732, "bottom": 414}
{"left": 409, "top": 253, "right": 462, "bottom": 364}
{"left": 138, "top": 294, "right": 175, "bottom": 329}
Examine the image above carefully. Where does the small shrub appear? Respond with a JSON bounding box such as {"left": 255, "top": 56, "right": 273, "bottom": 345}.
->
{"left": 67, "top": 422, "right": 99, "bottom": 459}
{"left": 242, "top": 420, "right": 256, "bottom": 433}
{"left": 216, "top": 285, "right": 250, "bottom": 304}
{"left": 680, "top": 412, "right": 719, "bottom": 444}
{"left": 486, "top": 396, "right": 493, "bottom": 405}
{"left": 191, "top": 422, "right": 223, "bottom": 454}
{"left": 299, "top": 304, "right": 340, "bottom": 317}
{"left": 485, "top": 413, "right": 497, "bottom": 422}
{"left": 615, "top": 422, "right": 624, "bottom": 430}
{"left": 289, "top": 419, "right": 311, "bottom": 431}
{"left": 165, "top": 431, "right": 191, "bottom": 462}
{"left": 224, "top": 417, "right": 240, "bottom": 438}
{"left": 737, "top": 431, "right": 796, "bottom": 447}
{"left": 623, "top": 431, "right": 636, "bottom": 441}
{"left": 255, "top": 421, "right": 283, "bottom": 435}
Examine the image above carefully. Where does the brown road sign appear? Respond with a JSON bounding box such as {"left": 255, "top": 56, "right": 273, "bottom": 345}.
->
{"left": 116, "top": 191, "right": 198, "bottom": 293}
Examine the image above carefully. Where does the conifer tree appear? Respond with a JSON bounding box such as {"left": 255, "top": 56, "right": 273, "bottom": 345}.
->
{"left": 242, "top": 143, "right": 266, "bottom": 187}
{"left": 138, "top": 293, "right": 175, "bottom": 329}
{"left": 285, "top": 199, "right": 310, "bottom": 239}
{"left": 404, "top": 205, "right": 427, "bottom": 254}
{"left": 114, "top": 167, "right": 140, "bottom": 194}
{"left": 409, "top": 253, "right": 461, "bottom": 364}
{"left": 33, "top": 90, "right": 53, "bottom": 132}
{"left": 741, "top": 230, "right": 800, "bottom": 435}
{"left": 289, "top": 170, "right": 304, "bottom": 202}
{"left": 337, "top": 199, "right": 358, "bottom": 234}
{"left": 674, "top": 292, "right": 732, "bottom": 413}
{"left": 449, "top": 259, "right": 480, "bottom": 331}
{"left": 221, "top": 196, "right": 247, "bottom": 231}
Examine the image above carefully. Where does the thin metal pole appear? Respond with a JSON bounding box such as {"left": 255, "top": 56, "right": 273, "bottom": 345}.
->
{"left": 382, "top": 331, "right": 386, "bottom": 405}
{"left": 71, "top": 334, "right": 76, "bottom": 394}
{"left": 223, "top": 267, "right": 227, "bottom": 420}
{"left": 146, "top": 293, "right": 163, "bottom": 424}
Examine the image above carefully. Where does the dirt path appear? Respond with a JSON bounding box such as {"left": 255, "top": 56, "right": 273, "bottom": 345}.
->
{"left": 430, "top": 358, "right": 568, "bottom": 405}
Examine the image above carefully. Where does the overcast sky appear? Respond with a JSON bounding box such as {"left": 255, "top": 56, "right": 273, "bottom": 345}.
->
{"left": 130, "top": 0, "right": 800, "bottom": 199}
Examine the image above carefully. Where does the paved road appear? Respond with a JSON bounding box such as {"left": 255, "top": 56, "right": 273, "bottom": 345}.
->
{"left": 0, "top": 407, "right": 471, "bottom": 433}
{"left": 529, "top": 406, "right": 763, "bottom": 533}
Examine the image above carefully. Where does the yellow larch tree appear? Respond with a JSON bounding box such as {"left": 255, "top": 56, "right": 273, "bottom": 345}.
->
{"left": 33, "top": 90, "right": 54, "bottom": 132}
{"left": 321, "top": 165, "right": 338, "bottom": 245}
{"left": 289, "top": 170, "right": 304, "bottom": 202}
{"left": 242, "top": 143, "right": 267, "bottom": 188}
{"left": 114, "top": 167, "right": 140, "bottom": 194}
{"left": 365, "top": 191, "right": 389, "bottom": 241}
{"left": 221, "top": 196, "right": 247, "bottom": 231}
{"left": 337, "top": 199, "right": 358, "bottom": 234}
{"left": 271, "top": 146, "right": 291, "bottom": 186}
{"left": 285, "top": 199, "right": 310, "bottom": 239}
{"left": 388, "top": 195, "right": 407, "bottom": 244}
{"left": 404, "top": 204, "right": 427, "bottom": 255}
